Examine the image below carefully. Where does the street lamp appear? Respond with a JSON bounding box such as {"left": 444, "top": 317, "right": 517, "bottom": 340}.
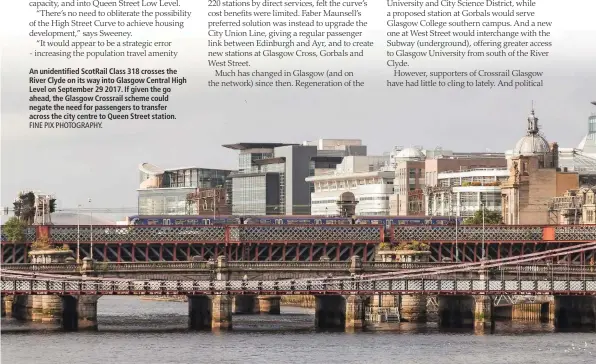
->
{"left": 89, "top": 198, "right": 93, "bottom": 261}
{"left": 455, "top": 208, "right": 459, "bottom": 262}
{"left": 481, "top": 202, "right": 486, "bottom": 261}
{"left": 77, "top": 204, "right": 81, "bottom": 263}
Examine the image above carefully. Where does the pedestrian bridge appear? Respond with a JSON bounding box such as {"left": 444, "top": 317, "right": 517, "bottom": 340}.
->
{"left": 2, "top": 242, "right": 595, "bottom": 333}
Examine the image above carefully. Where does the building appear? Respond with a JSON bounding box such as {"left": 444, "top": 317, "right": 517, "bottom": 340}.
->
{"left": 306, "top": 156, "right": 392, "bottom": 216}
{"left": 389, "top": 146, "right": 507, "bottom": 216}
{"left": 501, "top": 109, "right": 579, "bottom": 225}
{"left": 548, "top": 186, "right": 596, "bottom": 224}
{"left": 186, "top": 188, "right": 230, "bottom": 215}
{"left": 557, "top": 101, "right": 596, "bottom": 185}
{"left": 389, "top": 147, "right": 426, "bottom": 215}
{"left": 137, "top": 163, "right": 232, "bottom": 215}
{"left": 224, "top": 140, "right": 364, "bottom": 215}
{"left": 302, "top": 138, "right": 367, "bottom": 156}
{"left": 577, "top": 101, "right": 596, "bottom": 156}
{"left": 425, "top": 168, "right": 509, "bottom": 218}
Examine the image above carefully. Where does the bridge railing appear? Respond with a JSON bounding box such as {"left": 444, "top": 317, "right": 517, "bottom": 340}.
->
{"left": 391, "top": 224, "right": 596, "bottom": 242}
{"left": 3, "top": 275, "right": 596, "bottom": 295}
{"left": 0, "top": 224, "right": 384, "bottom": 244}
{"left": 1, "top": 261, "right": 595, "bottom": 275}
{"left": 3, "top": 224, "right": 595, "bottom": 244}
{"left": 0, "top": 263, "right": 80, "bottom": 272}
{"left": 93, "top": 261, "right": 211, "bottom": 271}
{"left": 225, "top": 261, "right": 351, "bottom": 270}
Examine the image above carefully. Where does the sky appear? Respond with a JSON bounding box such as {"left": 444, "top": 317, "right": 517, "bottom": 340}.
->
{"left": 1, "top": 0, "right": 595, "bottom": 220}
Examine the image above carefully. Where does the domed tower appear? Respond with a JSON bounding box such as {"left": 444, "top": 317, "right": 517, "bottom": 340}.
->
{"left": 577, "top": 101, "right": 596, "bottom": 155}
{"left": 511, "top": 108, "right": 556, "bottom": 168}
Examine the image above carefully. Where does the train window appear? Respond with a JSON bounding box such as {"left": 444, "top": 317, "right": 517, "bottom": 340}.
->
{"left": 315, "top": 219, "right": 322, "bottom": 224}
{"left": 163, "top": 219, "right": 171, "bottom": 225}
{"left": 275, "top": 219, "right": 283, "bottom": 225}
{"left": 202, "top": 219, "right": 211, "bottom": 225}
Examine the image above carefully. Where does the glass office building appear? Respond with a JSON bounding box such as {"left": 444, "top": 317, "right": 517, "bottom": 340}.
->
{"left": 137, "top": 163, "right": 232, "bottom": 215}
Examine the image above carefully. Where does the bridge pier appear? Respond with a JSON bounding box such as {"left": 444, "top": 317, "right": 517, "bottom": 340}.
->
{"left": 438, "top": 295, "right": 475, "bottom": 328}
{"left": 77, "top": 295, "right": 99, "bottom": 330}
{"left": 31, "top": 295, "right": 43, "bottom": 322}
{"left": 554, "top": 295, "right": 596, "bottom": 329}
{"left": 211, "top": 295, "right": 232, "bottom": 330}
{"left": 188, "top": 295, "right": 212, "bottom": 330}
{"left": 41, "top": 295, "right": 62, "bottom": 324}
{"left": 399, "top": 295, "right": 427, "bottom": 322}
{"left": 315, "top": 295, "right": 345, "bottom": 330}
{"left": 3, "top": 296, "right": 14, "bottom": 318}
{"left": 474, "top": 295, "right": 494, "bottom": 329}
{"left": 257, "top": 296, "right": 281, "bottom": 314}
{"left": 345, "top": 295, "right": 365, "bottom": 332}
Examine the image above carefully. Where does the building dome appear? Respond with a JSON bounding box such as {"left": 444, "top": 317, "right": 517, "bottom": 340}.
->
{"left": 513, "top": 134, "right": 551, "bottom": 155}
{"left": 512, "top": 108, "right": 551, "bottom": 156}
{"left": 395, "top": 147, "right": 425, "bottom": 160}
{"left": 577, "top": 103, "right": 596, "bottom": 154}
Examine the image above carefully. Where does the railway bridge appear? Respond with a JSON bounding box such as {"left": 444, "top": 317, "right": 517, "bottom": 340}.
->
{"left": 2, "top": 224, "right": 596, "bottom": 263}
{"left": 2, "top": 243, "right": 595, "bottom": 333}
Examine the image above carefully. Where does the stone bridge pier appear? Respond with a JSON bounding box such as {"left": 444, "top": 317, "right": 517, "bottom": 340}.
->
{"left": 7, "top": 294, "right": 99, "bottom": 330}
{"left": 187, "top": 294, "right": 234, "bottom": 331}
{"left": 554, "top": 295, "right": 596, "bottom": 329}
{"left": 399, "top": 295, "right": 427, "bottom": 322}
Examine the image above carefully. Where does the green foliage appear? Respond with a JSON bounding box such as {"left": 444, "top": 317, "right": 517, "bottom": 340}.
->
{"left": 463, "top": 210, "right": 503, "bottom": 225}
{"left": 396, "top": 241, "right": 430, "bottom": 252}
{"left": 3, "top": 217, "right": 27, "bottom": 242}
{"left": 13, "top": 191, "right": 56, "bottom": 224}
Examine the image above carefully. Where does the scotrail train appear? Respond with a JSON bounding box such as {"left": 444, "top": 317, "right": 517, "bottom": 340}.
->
{"left": 127, "top": 215, "right": 462, "bottom": 231}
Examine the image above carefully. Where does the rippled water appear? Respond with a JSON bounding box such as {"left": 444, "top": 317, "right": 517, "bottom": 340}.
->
{"left": 2, "top": 296, "right": 595, "bottom": 364}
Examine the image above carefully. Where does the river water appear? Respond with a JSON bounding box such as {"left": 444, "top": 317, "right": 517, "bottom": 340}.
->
{"left": 1, "top": 296, "right": 595, "bottom": 364}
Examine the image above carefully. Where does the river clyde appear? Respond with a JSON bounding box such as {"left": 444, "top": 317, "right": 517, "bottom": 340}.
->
{"left": 1, "top": 296, "right": 595, "bottom": 364}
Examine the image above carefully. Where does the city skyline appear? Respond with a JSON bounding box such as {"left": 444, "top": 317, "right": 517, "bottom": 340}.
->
{"left": 2, "top": 103, "right": 595, "bottom": 216}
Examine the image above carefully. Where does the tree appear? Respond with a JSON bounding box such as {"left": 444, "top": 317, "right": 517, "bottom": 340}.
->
{"left": 463, "top": 210, "right": 503, "bottom": 225}
{"left": 3, "top": 217, "right": 27, "bottom": 242}
{"left": 13, "top": 191, "right": 56, "bottom": 224}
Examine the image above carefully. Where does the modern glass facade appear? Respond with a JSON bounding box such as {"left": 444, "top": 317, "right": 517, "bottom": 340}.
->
{"left": 238, "top": 151, "right": 274, "bottom": 170}
{"left": 138, "top": 188, "right": 195, "bottom": 215}
{"left": 137, "top": 167, "right": 232, "bottom": 215}
{"left": 161, "top": 168, "right": 230, "bottom": 188}
{"left": 231, "top": 173, "right": 280, "bottom": 215}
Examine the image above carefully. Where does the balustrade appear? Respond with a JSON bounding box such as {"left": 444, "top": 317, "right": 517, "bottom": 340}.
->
{"left": 2, "top": 274, "right": 596, "bottom": 296}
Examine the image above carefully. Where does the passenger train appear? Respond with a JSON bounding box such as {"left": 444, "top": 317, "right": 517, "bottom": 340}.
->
{"left": 127, "top": 215, "right": 463, "bottom": 231}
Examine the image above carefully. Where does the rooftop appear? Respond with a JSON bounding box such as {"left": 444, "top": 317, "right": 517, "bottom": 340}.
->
{"left": 139, "top": 163, "right": 232, "bottom": 175}
{"left": 222, "top": 143, "right": 296, "bottom": 150}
